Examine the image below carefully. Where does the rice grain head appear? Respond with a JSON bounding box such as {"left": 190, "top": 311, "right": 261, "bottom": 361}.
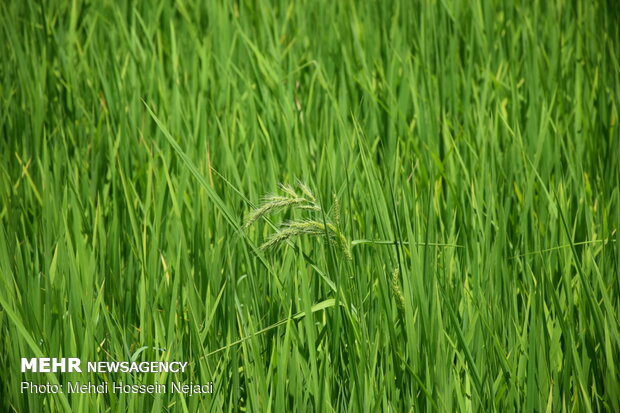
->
{"left": 243, "top": 194, "right": 320, "bottom": 230}
{"left": 391, "top": 267, "right": 405, "bottom": 312}
{"left": 246, "top": 182, "right": 351, "bottom": 260}
{"left": 261, "top": 220, "right": 351, "bottom": 260}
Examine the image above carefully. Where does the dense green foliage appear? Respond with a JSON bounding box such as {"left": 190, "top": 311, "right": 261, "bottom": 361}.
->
{"left": 1, "top": 0, "right": 618, "bottom": 411}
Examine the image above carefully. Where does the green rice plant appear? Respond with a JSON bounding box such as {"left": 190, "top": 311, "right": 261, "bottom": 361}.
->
{"left": 0, "top": 0, "right": 618, "bottom": 411}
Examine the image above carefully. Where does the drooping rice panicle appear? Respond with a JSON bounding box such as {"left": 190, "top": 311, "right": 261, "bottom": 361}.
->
{"left": 296, "top": 180, "right": 317, "bottom": 203}
{"left": 279, "top": 183, "right": 300, "bottom": 199}
{"left": 260, "top": 219, "right": 351, "bottom": 260}
{"left": 390, "top": 267, "right": 405, "bottom": 312}
{"left": 244, "top": 195, "right": 318, "bottom": 229}
{"left": 331, "top": 193, "right": 341, "bottom": 227}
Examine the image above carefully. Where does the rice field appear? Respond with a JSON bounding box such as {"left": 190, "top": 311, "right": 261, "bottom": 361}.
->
{"left": 1, "top": 0, "right": 619, "bottom": 411}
